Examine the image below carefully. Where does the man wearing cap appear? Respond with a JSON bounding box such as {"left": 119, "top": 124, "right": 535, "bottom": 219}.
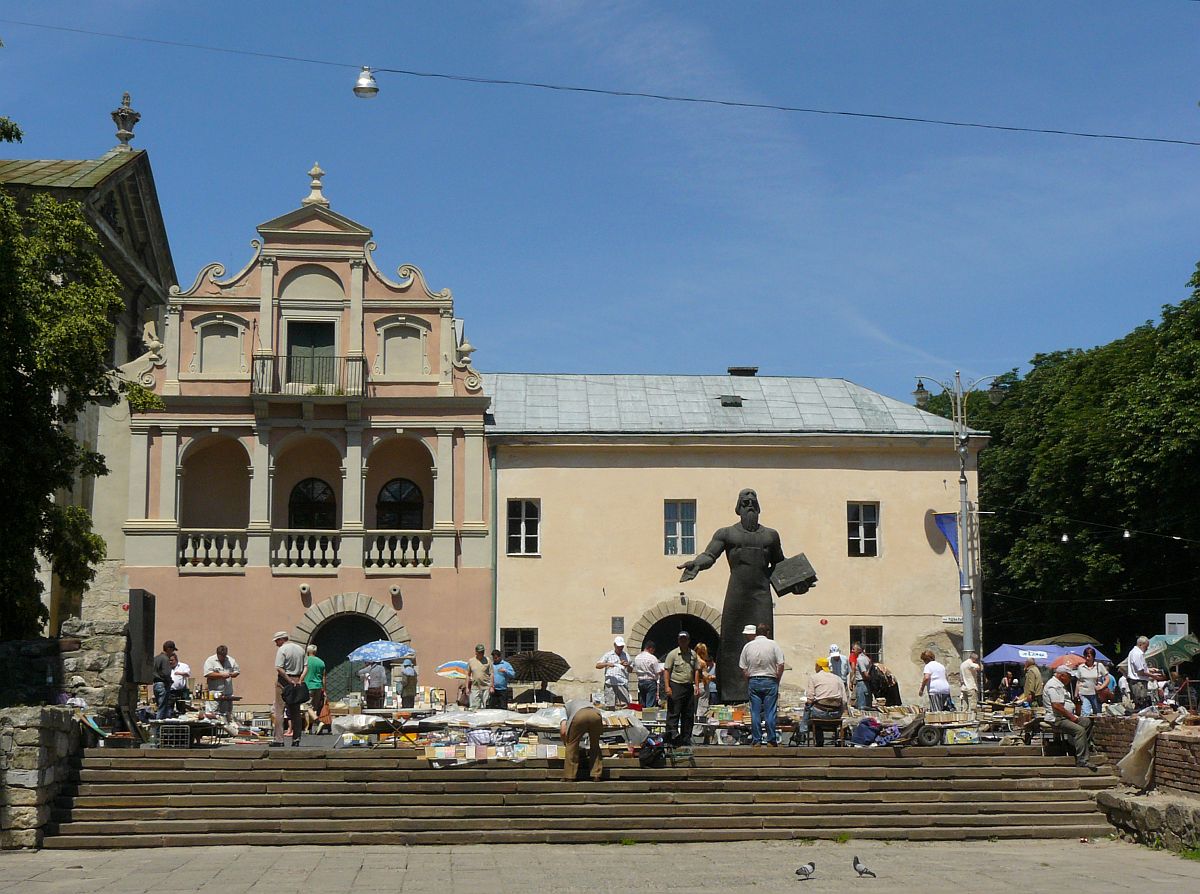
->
{"left": 560, "top": 698, "right": 605, "bottom": 781}
{"left": 660, "top": 631, "right": 701, "bottom": 746}
{"left": 827, "top": 644, "right": 849, "bottom": 683}
{"left": 467, "top": 644, "right": 492, "bottom": 710}
{"left": 596, "top": 636, "right": 633, "bottom": 707}
{"left": 740, "top": 623, "right": 786, "bottom": 745}
{"left": 398, "top": 657, "right": 419, "bottom": 708}
{"left": 1044, "top": 666, "right": 1100, "bottom": 769}
{"left": 272, "top": 631, "right": 307, "bottom": 747}
{"left": 803, "top": 656, "right": 847, "bottom": 746}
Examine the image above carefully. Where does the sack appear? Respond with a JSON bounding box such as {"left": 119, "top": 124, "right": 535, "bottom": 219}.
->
{"left": 865, "top": 662, "right": 889, "bottom": 696}
{"left": 318, "top": 692, "right": 332, "bottom": 725}
{"left": 851, "top": 717, "right": 883, "bottom": 746}
{"left": 282, "top": 681, "right": 310, "bottom": 706}
{"left": 456, "top": 685, "right": 470, "bottom": 708}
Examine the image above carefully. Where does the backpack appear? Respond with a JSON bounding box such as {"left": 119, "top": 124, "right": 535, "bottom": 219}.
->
{"left": 850, "top": 717, "right": 883, "bottom": 746}
{"left": 638, "top": 733, "right": 667, "bottom": 768}
{"left": 865, "top": 661, "right": 890, "bottom": 696}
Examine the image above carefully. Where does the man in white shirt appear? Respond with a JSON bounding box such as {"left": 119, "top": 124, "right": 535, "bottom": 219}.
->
{"left": 739, "top": 623, "right": 786, "bottom": 746}
{"left": 1044, "top": 666, "right": 1100, "bottom": 769}
{"left": 1125, "top": 636, "right": 1163, "bottom": 709}
{"left": 273, "top": 631, "right": 307, "bottom": 747}
{"left": 959, "top": 651, "right": 981, "bottom": 712}
{"left": 595, "top": 636, "right": 632, "bottom": 706}
{"left": 202, "top": 645, "right": 240, "bottom": 719}
{"left": 632, "top": 641, "right": 664, "bottom": 708}
{"left": 167, "top": 654, "right": 190, "bottom": 717}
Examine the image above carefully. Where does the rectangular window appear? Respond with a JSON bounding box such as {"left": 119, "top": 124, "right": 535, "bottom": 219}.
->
{"left": 847, "top": 502, "right": 879, "bottom": 557}
{"left": 664, "top": 500, "right": 697, "bottom": 555}
{"left": 849, "top": 626, "right": 883, "bottom": 663}
{"left": 506, "top": 499, "right": 540, "bottom": 555}
{"left": 500, "top": 627, "right": 538, "bottom": 656}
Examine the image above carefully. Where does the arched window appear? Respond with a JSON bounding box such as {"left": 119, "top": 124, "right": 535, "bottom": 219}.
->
{"left": 288, "top": 478, "right": 337, "bottom": 529}
{"left": 376, "top": 478, "right": 424, "bottom": 530}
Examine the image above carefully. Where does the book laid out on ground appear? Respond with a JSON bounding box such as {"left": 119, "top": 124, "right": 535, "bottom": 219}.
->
{"left": 770, "top": 553, "right": 818, "bottom": 597}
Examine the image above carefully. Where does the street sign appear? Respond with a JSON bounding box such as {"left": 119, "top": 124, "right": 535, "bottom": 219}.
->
{"left": 942, "top": 615, "right": 964, "bottom": 625}
{"left": 1166, "top": 613, "right": 1189, "bottom": 636}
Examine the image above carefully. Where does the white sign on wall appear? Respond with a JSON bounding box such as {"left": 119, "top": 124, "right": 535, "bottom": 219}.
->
{"left": 1166, "top": 613, "right": 1189, "bottom": 636}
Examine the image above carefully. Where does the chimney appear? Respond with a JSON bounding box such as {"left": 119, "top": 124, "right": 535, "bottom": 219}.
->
{"left": 727, "top": 366, "right": 758, "bottom": 377}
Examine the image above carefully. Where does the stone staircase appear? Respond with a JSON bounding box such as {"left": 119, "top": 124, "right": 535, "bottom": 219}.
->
{"left": 44, "top": 745, "right": 1115, "bottom": 848}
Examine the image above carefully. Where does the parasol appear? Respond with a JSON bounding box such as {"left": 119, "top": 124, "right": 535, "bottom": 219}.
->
{"left": 982, "top": 644, "right": 1060, "bottom": 666}
{"left": 507, "top": 650, "right": 571, "bottom": 683}
{"left": 1048, "top": 653, "right": 1086, "bottom": 671}
{"left": 436, "top": 660, "right": 469, "bottom": 679}
{"left": 1144, "top": 633, "right": 1200, "bottom": 668}
{"left": 346, "top": 640, "right": 415, "bottom": 663}
{"left": 1024, "top": 633, "right": 1102, "bottom": 648}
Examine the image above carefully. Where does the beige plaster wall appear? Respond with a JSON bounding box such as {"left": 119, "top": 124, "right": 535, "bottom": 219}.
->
{"left": 494, "top": 440, "right": 977, "bottom": 701}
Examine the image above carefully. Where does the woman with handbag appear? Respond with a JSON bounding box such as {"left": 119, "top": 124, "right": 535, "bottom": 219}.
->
{"left": 1076, "top": 647, "right": 1108, "bottom": 716}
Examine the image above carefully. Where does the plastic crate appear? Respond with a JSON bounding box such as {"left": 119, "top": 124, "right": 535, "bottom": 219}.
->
{"left": 158, "top": 723, "right": 190, "bottom": 749}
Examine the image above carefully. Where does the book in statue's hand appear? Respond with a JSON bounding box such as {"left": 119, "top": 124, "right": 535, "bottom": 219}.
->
{"left": 770, "top": 553, "right": 818, "bottom": 597}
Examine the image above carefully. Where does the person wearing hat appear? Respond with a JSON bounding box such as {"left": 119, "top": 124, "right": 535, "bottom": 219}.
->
{"left": 466, "top": 644, "right": 492, "bottom": 710}
{"left": 398, "top": 657, "right": 419, "bottom": 708}
{"left": 803, "top": 656, "right": 847, "bottom": 746}
{"left": 595, "top": 636, "right": 633, "bottom": 707}
{"left": 1044, "top": 665, "right": 1101, "bottom": 769}
{"left": 740, "top": 623, "right": 786, "bottom": 745}
{"left": 272, "top": 631, "right": 307, "bottom": 747}
{"left": 660, "top": 631, "right": 701, "bottom": 746}
{"left": 827, "top": 644, "right": 849, "bottom": 683}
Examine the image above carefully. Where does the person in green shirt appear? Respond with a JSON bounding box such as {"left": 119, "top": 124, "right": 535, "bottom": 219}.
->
{"left": 303, "top": 644, "right": 327, "bottom": 734}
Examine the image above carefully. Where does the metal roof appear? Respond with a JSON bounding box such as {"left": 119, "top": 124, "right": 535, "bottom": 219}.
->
{"left": 0, "top": 150, "right": 140, "bottom": 190}
{"left": 483, "top": 373, "right": 960, "bottom": 436}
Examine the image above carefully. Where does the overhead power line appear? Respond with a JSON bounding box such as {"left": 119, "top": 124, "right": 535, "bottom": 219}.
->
{"left": 2, "top": 18, "right": 1198, "bottom": 148}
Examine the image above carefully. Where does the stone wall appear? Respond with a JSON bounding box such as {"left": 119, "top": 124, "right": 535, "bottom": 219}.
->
{"left": 57, "top": 618, "right": 131, "bottom": 722}
{"left": 1097, "top": 791, "right": 1200, "bottom": 854}
{"left": 0, "top": 706, "right": 82, "bottom": 849}
{"left": 1092, "top": 715, "right": 1200, "bottom": 797}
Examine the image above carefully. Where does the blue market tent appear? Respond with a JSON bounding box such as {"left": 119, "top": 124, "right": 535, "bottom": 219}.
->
{"left": 982, "top": 644, "right": 1063, "bottom": 666}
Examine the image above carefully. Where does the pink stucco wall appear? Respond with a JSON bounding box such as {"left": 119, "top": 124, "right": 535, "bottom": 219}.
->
{"left": 126, "top": 565, "right": 493, "bottom": 706}
{"left": 180, "top": 437, "right": 251, "bottom": 528}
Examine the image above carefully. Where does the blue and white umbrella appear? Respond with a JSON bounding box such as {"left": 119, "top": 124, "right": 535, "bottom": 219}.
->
{"left": 347, "top": 640, "right": 415, "bottom": 663}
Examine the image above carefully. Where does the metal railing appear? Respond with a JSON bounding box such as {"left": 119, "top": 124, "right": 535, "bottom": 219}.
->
{"left": 177, "top": 530, "right": 248, "bottom": 569}
{"left": 364, "top": 530, "right": 434, "bottom": 568}
{"left": 252, "top": 355, "right": 367, "bottom": 396}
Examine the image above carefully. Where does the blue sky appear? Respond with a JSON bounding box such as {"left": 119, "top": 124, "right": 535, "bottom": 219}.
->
{"left": 2, "top": 2, "right": 1198, "bottom": 402}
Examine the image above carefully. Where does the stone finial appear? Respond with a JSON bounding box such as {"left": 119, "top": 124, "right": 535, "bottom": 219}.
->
{"left": 301, "top": 163, "right": 330, "bottom": 207}
{"left": 111, "top": 92, "right": 140, "bottom": 151}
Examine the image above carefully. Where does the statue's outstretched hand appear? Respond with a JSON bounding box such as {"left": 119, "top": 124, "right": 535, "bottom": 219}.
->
{"left": 677, "top": 561, "right": 699, "bottom": 583}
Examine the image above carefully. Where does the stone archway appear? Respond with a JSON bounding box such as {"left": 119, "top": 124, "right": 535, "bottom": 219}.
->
{"left": 630, "top": 598, "right": 722, "bottom": 650}
{"left": 292, "top": 592, "right": 410, "bottom": 646}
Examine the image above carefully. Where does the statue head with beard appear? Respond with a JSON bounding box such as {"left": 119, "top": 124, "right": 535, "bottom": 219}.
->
{"left": 734, "top": 488, "right": 761, "bottom": 530}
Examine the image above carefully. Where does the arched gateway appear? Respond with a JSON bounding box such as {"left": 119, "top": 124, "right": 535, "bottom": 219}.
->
{"left": 292, "top": 593, "right": 411, "bottom": 700}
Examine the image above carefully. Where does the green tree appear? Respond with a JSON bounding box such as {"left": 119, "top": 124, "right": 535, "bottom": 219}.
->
{"left": 0, "top": 182, "right": 125, "bottom": 638}
{"left": 923, "top": 268, "right": 1200, "bottom": 653}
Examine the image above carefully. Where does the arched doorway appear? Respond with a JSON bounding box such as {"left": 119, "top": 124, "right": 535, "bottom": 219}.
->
{"left": 643, "top": 613, "right": 720, "bottom": 694}
{"left": 311, "top": 614, "right": 387, "bottom": 700}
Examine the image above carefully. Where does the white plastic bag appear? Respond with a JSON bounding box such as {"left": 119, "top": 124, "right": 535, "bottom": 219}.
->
{"left": 1116, "top": 716, "right": 1167, "bottom": 789}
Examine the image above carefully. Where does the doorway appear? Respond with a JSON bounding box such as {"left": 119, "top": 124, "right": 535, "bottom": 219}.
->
{"left": 642, "top": 613, "right": 720, "bottom": 694}
{"left": 310, "top": 613, "right": 387, "bottom": 700}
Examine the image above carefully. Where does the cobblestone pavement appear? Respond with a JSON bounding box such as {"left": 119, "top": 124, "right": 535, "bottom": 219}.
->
{"left": 1, "top": 838, "right": 1197, "bottom": 893}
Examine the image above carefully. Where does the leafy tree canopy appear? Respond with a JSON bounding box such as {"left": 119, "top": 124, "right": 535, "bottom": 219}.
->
{"left": 0, "top": 186, "right": 125, "bottom": 638}
{"left": 923, "top": 266, "right": 1200, "bottom": 656}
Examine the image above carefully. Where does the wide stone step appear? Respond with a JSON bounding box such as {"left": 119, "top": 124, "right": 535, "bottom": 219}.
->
{"left": 62, "top": 787, "right": 1096, "bottom": 810}
{"left": 57, "top": 798, "right": 1102, "bottom": 824}
{"left": 41, "top": 821, "right": 1114, "bottom": 849}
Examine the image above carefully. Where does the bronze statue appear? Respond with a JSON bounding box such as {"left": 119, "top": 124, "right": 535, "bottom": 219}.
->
{"left": 677, "top": 489, "right": 813, "bottom": 702}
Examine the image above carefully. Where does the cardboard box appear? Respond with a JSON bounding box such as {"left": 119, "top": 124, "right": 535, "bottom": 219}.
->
{"left": 945, "top": 728, "right": 980, "bottom": 745}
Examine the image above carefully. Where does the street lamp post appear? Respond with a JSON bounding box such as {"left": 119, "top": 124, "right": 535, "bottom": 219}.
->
{"left": 913, "top": 371, "right": 1001, "bottom": 657}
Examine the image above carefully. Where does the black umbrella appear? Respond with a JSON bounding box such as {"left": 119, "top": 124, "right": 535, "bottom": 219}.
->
{"left": 507, "top": 650, "right": 571, "bottom": 683}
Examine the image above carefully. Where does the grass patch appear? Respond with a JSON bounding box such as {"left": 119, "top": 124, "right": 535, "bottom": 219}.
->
{"left": 620, "top": 838, "right": 637, "bottom": 846}
{"left": 833, "top": 832, "right": 852, "bottom": 844}
{"left": 795, "top": 838, "right": 815, "bottom": 846}
{"left": 1180, "top": 847, "right": 1200, "bottom": 862}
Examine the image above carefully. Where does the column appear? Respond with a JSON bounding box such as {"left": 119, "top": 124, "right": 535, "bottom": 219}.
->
{"left": 127, "top": 428, "right": 150, "bottom": 520}
{"left": 157, "top": 428, "right": 179, "bottom": 521}
{"left": 257, "top": 256, "right": 276, "bottom": 355}
{"left": 341, "top": 427, "right": 365, "bottom": 568}
{"left": 246, "top": 426, "right": 272, "bottom": 567}
{"left": 349, "top": 259, "right": 364, "bottom": 355}
{"left": 162, "top": 303, "right": 182, "bottom": 396}
{"left": 430, "top": 427, "right": 456, "bottom": 566}
{"left": 437, "top": 308, "right": 454, "bottom": 396}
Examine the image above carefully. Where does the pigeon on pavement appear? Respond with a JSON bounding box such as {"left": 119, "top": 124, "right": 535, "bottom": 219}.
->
{"left": 795, "top": 861, "right": 815, "bottom": 880}
{"left": 852, "top": 856, "right": 876, "bottom": 878}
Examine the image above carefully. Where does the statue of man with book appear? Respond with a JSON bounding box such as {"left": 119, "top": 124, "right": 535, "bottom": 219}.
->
{"left": 677, "top": 488, "right": 816, "bottom": 702}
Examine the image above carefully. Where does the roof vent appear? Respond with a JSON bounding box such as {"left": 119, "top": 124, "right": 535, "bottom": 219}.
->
{"left": 719, "top": 394, "right": 743, "bottom": 408}
{"left": 727, "top": 366, "right": 758, "bottom": 377}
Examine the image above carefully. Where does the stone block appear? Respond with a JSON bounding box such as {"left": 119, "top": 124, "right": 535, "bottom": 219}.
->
{"left": 0, "top": 787, "right": 47, "bottom": 807}
{"left": 89, "top": 620, "right": 129, "bottom": 636}
{"left": 0, "top": 804, "right": 50, "bottom": 829}
{"left": 3, "top": 769, "right": 39, "bottom": 789}
{"left": 62, "top": 658, "right": 78, "bottom": 673}
{"left": 12, "top": 729, "right": 42, "bottom": 748}
{"left": 8, "top": 746, "right": 49, "bottom": 771}
{"left": 0, "top": 828, "right": 40, "bottom": 849}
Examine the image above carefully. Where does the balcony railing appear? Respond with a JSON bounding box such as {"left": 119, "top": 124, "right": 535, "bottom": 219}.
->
{"left": 252, "top": 355, "right": 367, "bottom": 397}
{"left": 271, "top": 529, "right": 342, "bottom": 568}
{"left": 178, "top": 530, "right": 248, "bottom": 569}
{"left": 364, "top": 530, "right": 434, "bottom": 568}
